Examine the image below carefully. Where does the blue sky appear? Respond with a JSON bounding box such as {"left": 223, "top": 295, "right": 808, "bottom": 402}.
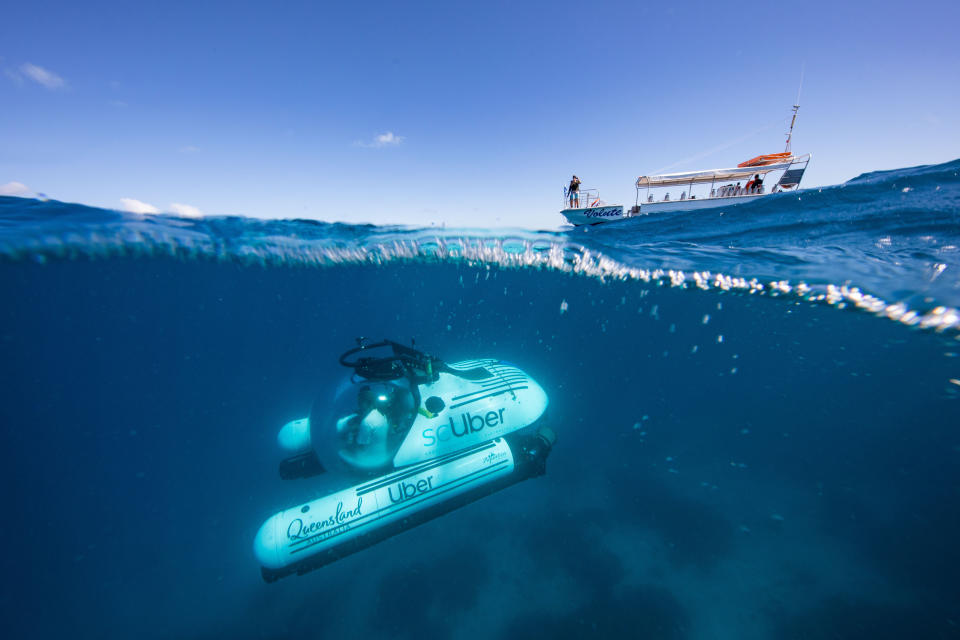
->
{"left": 2, "top": 0, "right": 958, "bottom": 228}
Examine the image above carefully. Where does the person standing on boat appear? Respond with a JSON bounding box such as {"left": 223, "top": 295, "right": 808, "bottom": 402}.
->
{"left": 568, "top": 175, "right": 581, "bottom": 208}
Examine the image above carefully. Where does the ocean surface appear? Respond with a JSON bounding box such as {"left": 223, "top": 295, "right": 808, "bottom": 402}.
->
{"left": 1, "top": 158, "right": 959, "bottom": 639}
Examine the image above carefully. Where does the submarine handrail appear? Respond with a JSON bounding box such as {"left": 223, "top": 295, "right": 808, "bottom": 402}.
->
{"left": 339, "top": 339, "right": 494, "bottom": 384}
{"left": 338, "top": 339, "right": 396, "bottom": 368}
{"left": 339, "top": 339, "right": 441, "bottom": 383}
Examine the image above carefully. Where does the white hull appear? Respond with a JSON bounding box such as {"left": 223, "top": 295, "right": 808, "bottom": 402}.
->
{"left": 639, "top": 192, "right": 765, "bottom": 214}
{"left": 562, "top": 192, "right": 776, "bottom": 226}
{"left": 255, "top": 438, "right": 516, "bottom": 573}
{"left": 560, "top": 205, "right": 626, "bottom": 225}
{"left": 257, "top": 430, "right": 554, "bottom": 581}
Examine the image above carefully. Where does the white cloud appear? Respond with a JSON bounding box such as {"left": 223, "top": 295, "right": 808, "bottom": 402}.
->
{"left": 20, "top": 63, "right": 65, "bottom": 90}
{"left": 356, "top": 131, "right": 405, "bottom": 148}
{"left": 120, "top": 198, "right": 159, "bottom": 214}
{"left": 0, "top": 181, "right": 31, "bottom": 196}
{"left": 375, "top": 132, "right": 404, "bottom": 146}
{"left": 169, "top": 203, "right": 203, "bottom": 217}
{"left": 178, "top": 145, "right": 201, "bottom": 154}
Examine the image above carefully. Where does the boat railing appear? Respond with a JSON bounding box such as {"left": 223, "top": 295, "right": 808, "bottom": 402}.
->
{"left": 643, "top": 184, "right": 767, "bottom": 203}
{"left": 563, "top": 188, "right": 601, "bottom": 209}
{"left": 713, "top": 184, "right": 767, "bottom": 197}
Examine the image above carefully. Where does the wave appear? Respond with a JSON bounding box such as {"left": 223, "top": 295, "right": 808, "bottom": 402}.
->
{"left": 1, "top": 159, "right": 959, "bottom": 333}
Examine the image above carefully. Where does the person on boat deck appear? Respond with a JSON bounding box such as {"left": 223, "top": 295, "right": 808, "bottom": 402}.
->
{"left": 568, "top": 175, "right": 581, "bottom": 207}
{"left": 746, "top": 174, "right": 762, "bottom": 193}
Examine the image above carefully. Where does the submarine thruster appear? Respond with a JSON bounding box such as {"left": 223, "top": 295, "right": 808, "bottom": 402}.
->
{"left": 253, "top": 339, "right": 554, "bottom": 582}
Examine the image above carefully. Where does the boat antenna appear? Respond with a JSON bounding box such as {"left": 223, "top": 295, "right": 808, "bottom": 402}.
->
{"left": 785, "top": 65, "right": 804, "bottom": 153}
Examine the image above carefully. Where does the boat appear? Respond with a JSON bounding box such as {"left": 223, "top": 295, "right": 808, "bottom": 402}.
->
{"left": 253, "top": 339, "right": 554, "bottom": 581}
{"left": 560, "top": 104, "right": 810, "bottom": 226}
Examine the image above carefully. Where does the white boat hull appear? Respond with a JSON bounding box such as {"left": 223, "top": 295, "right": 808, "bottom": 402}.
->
{"left": 639, "top": 192, "right": 765, "bottom": 214}
{"left": 561, "top": 192, "right": 780, "bottom": 226}
{"left": 560, "top": 205, "right": 625, "bottom": 225}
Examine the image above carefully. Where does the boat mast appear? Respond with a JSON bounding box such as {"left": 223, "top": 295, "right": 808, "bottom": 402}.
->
{"left": 784, "top": 68, "right": 803, "bottom": 153}
{"left": 784, "top": 103, "right": 800, "bottom": 153}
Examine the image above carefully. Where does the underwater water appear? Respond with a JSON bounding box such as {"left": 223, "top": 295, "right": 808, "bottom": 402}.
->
{"left": 1, "top": 158, "right": 959, "bottom": 639}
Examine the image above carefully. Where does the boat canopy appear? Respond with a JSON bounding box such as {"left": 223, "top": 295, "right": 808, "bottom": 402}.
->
{"left": 636, "top": 155, "right": 809, "bottom": 188}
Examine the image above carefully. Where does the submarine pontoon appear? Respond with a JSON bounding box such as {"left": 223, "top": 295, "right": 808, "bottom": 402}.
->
{"left": 253, "top": 339, "right": 554, "bottom": 582}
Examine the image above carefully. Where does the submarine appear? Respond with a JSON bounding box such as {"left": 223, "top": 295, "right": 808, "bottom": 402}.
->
{"left": 253, "top": 339, "right": 554, "bottom": 582}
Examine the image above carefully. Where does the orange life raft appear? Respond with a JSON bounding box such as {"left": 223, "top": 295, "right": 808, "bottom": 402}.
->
{"left": 737, "top": 152, "right": 793, "bottom": 168}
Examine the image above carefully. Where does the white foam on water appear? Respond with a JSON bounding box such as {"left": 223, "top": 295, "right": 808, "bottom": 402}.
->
{"left": 4, "top": 220, "right": 959, "bottom": 335}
